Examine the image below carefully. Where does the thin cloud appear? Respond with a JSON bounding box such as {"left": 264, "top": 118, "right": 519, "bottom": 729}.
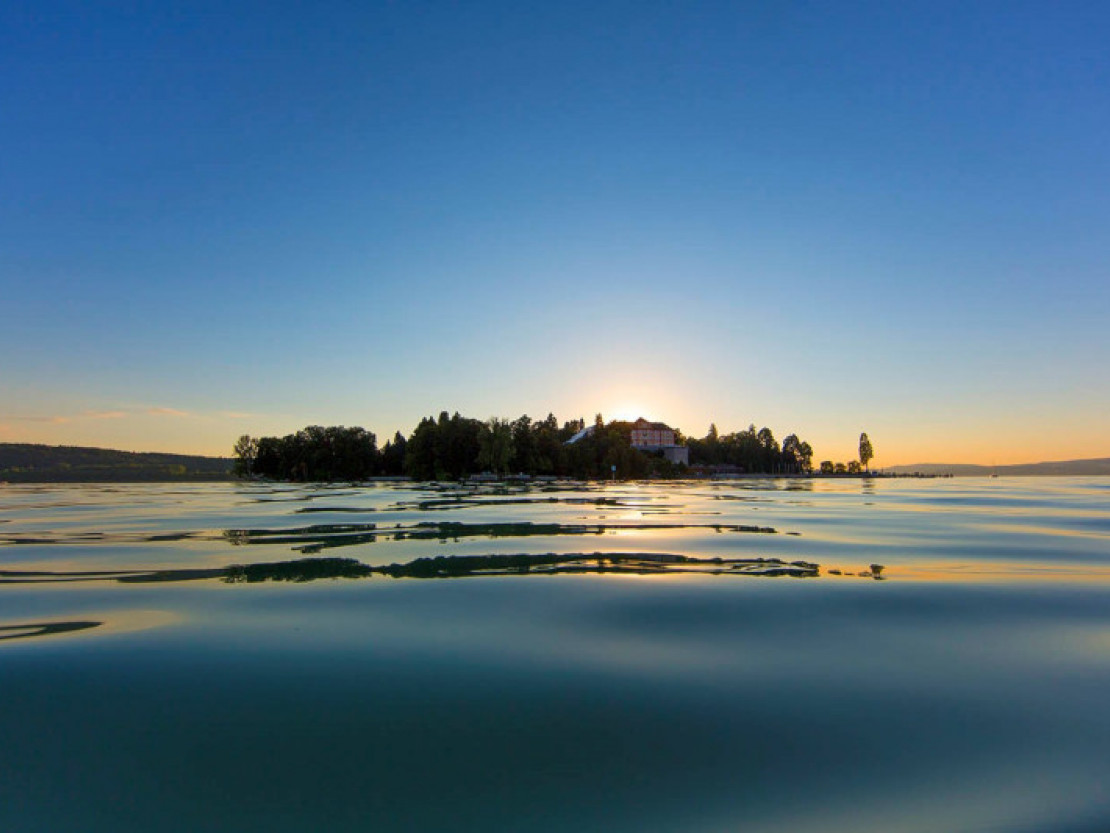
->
{"left": 221, "top": 411, "right": 254, "bottom": 419}
{"left": 84, "top": 410, "right": 128, "bottom": 420}
{"left": 4, "top": 415, "right": 71, "bottom": 424}
{"left": 147, "top": 407, "right": 190, "bottom": 417}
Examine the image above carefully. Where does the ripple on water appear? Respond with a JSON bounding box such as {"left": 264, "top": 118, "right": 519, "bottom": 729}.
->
{"left": 1, "top": 479, "right": 1109, "bottom": 832}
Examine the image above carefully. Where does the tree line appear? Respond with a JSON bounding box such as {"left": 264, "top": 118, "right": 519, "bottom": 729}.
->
{"left": 232, "top": 414, "right": 871, "bottom": 482}
{"left": 816, "top": 433, "right": 874, "bottom": 474}
{"left": 235, "top": 413, "right": 675, "bottom": 481}
{"left": 685, "top": 423, "right": 815, "bottom": 474}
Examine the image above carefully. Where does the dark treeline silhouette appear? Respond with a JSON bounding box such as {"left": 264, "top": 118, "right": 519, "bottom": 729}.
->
{"left": 816, "top": 433, "right": 876, "bottom": 475}
{"left": 236, "top": 412, "right": 821, "bottom": 481}
{"left": 686, "top": 424, "right": 814, "bottom": 474}
{"left": 402, "top": 412, "right": 666, "bottom": 479}
{"left": 246, "top": 426, "right": 380, "bottom": 482}
{"left": 239, "top": 412, "right": 678, "bottom": 481}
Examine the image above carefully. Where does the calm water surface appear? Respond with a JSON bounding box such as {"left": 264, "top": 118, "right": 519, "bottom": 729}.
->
{"left": 2, "top": 477, "right": 1109, "bottom": 832}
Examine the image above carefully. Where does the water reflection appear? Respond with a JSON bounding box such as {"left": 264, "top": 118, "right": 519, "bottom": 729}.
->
{"left": 2, "top": 479, "right": 1109, "bottom": 832}
{"left": 1, "top": 552, "right": 830, "bottom": 584}
{"left": 0, "top": 519, "right": 784, "bottom": 549}
{"left": 0, "top": 620, "right": 101, "bottom": 641}
{"left": 221, "top": 520, "right": 782, "bottom": 554}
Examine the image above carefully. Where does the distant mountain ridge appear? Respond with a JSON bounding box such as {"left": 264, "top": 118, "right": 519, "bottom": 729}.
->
{"left": 0, "top": 443, "right": 232, "bottom": 482}
{"left": 884, "top": 458, "right": 1110, "bottom": 476}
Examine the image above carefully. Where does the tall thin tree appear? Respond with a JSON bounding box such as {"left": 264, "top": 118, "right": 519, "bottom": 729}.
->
{"left": 859, "top": 433, "right": 874, "bottom": 472}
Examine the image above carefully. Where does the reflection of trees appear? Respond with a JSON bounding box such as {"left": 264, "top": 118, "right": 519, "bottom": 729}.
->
{"left": 0, "top": 554, "right": 823, "bottom": 584}
{"left": 0, "top": 555, "right": 896, "bottom": 586}
{"left": 223, "top": 529, "right": 252, "bottom": 546}
{"left": 223, "top": 553, "right": 824, "bottom": 582}
{"left": 221, "top": 524, "right": 379, "bottom": 553}
{"left": 219, "top": 521, "right": 782, "bottom": 555}
{"left": 783, "top": 480, "right": 814, "bottom": 492}
{"left": 0, "top": 621, "right": 101, "bottom": 641}
{"left": 225, "top": 558, "right": 373, "bottom": 582}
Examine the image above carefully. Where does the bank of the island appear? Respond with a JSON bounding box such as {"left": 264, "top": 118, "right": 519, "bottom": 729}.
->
{"left": 232, "top": 413, "right": 879, "bottom": 482}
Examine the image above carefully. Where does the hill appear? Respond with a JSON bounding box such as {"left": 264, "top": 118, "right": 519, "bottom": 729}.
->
{"left": 885, "top": 458, "right": 1110, "bottom": 476}
{"left": 0, "top": 443, "right": 232, "bottom": 482}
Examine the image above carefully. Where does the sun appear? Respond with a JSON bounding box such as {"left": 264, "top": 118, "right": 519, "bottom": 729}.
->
{"left": 607, "top": 403, "right": 650, "bottom": 423}
{"left": 588, "top": 377, "right": 681, "bottom": 425}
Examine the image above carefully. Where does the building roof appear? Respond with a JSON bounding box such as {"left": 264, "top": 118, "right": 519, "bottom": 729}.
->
{"left": 564, "top": 425, "right": 595, "bottom": 445}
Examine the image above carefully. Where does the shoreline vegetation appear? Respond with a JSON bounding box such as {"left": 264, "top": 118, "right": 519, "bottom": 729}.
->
{"left": 5, "top": 420, "right": 1107, "bottom": 482}
{"left": 231, "top": 413, "right": 880, "bottom": 483}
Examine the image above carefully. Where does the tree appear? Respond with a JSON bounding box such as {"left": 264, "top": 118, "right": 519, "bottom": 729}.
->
{"left": 797, "top": 441, "right": 814, "bottom": 473}
{"left": 381, "top": 431, "right": 407, "bottom": 475}
{"left": 477, "top": 418, "right": 514, "bottom": 475}
{"left": 243, "top": 426, "right": 379, "bottom": 481}
{"left": 820, "top": 460, "right": 835, "bottom": 475}
{"left": 705, "top": 423, "right": 721, "bottom": 465}
{"left": 757, "top": 427, "right": 779, "bottom": 472}
{"left": 534, "top": 413, "right": 564, "bottom": 474}
{"left": 404, "top": 417, "right": 439, "bottom": 480}
{"left": 510, "top": 415, "right": 536, "bottom": 473}
{"left": 781, "top": 434, "right": 802, "bottom": 473}
{"left": 232, "top": 435, "right": 258, "bottom": 478}
{"left": 859, "top": 432, "right": 874, "bottom": 472}
{"left": 561, "top": 418, "right": 585, "bottom": 440}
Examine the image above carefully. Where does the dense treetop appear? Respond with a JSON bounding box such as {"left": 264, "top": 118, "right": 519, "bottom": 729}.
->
{"left": 234, "top": 413, "right": 834, "bottom": 482}
{"left": 0, "top": 417, "right": 876, "bottom": 483}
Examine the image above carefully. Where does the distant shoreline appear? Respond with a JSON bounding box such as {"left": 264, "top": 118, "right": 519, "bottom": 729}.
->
{"left": 4, "top": 442, "right": 1108, "bottom": 483}
{"left": 16, "top": 471, "right": 1110, "bottom": 485}
{"left": 0, "top": 442, "right": 232, "bottom": 484}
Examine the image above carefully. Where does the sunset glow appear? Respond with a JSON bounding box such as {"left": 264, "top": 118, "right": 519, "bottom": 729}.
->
{"left": 2, "top": 3, "right": 1108, "bottom": 467}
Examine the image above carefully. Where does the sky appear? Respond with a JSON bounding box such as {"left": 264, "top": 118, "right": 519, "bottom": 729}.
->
{"left": 2, "top": 1, "right": 1108, "bottom": 466}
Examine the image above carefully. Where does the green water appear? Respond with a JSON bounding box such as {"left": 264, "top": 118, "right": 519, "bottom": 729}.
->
{"left": 2, "top": 478, "right": 1109, "bottom": 832}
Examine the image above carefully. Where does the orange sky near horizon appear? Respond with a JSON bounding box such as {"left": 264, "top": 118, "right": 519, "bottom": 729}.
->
{"left": 2, "top": 395, "right": 1106, "bottom": 468}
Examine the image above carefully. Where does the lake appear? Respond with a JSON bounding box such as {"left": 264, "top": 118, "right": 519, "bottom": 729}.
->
{"left": 2, "top": 477, "right": 1110, "bottom": 832}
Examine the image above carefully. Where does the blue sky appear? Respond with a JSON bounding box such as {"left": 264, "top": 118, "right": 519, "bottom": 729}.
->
{"left": 3, "top": 1, "right": 1108, "bottom": 464}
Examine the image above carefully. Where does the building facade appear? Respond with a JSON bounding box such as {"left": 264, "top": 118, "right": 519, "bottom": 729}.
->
{"left": 630, "top": 418, "right": 675, "bottom": 448}
{"left": 630, "top": 418, "right": 689, "bottom": 465}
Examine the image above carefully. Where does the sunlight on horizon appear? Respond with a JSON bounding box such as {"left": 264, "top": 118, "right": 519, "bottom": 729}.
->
{"left": 606, "top": 404, "right": 655, "bottom": 423}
